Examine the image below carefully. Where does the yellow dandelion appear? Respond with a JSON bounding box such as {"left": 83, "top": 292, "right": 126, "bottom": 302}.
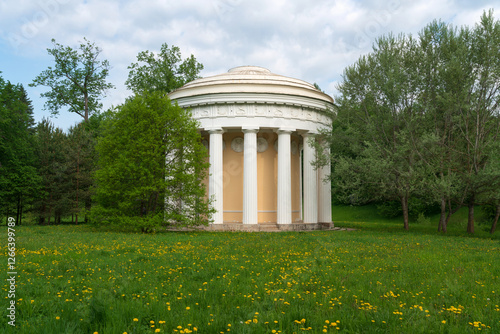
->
{"left": 186, "top": 307, "right": 190, "bottom": 310}
{"left": 56, "top": 316, "right": 60, "bottom": 320}
{"left": 133, "top": 318, "right": 139, "bottom": 322}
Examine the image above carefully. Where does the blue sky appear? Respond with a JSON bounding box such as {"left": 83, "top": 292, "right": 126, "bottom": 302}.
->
{"left": 0, "top": 0, "right": 496, "bottom": 131}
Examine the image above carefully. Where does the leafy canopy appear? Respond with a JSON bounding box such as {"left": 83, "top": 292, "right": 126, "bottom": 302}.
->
{"left": 30, "top": 38, "right": 114, "bottom": 121}
{"left": 126, "top": 43, "right": 203, "bottom": 94}
{"left": 91, "top": 92, "right": 212, "bottom": 232}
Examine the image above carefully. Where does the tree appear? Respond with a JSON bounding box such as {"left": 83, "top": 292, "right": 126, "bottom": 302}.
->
{"left": 0, "top": 74, "right": 40, "bottom": 224}
{"left": 33, "top": 119, "right": 68, "bottom": 224}
{"left": 125, "top": 43, "right": 203, "bottom": 94}
{"left": 327, "top": 34, "right": 426, "bottom": 230}
{"left": 417, "top": 20, "right": 467, "bottom": 233}
{"left": 30, "top": 38, "right": 114, "bottom": 122}
{"left": 91, "top": 92, "right": 213, "bottom": 232}
{"left": 322, "top": 10, "right": 499, "bottom": 233}
{"left": 65, "top": 123, "right": 96, "bottom": 224}
{"left": 455, "top": 11, "right": 500, "bottom": 233}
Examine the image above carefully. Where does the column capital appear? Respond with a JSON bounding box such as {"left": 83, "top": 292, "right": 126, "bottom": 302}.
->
{"left": 300, "top": 131, "right": 317, "bottom": 138}
{"left": 242, "top": 126, "right": 259, "bottom": 133}
{"left": 274, "top": 127, "right": 295, "bottom": 135}
{"left": 206, "top": 128, "right": 224, "bottom": 134}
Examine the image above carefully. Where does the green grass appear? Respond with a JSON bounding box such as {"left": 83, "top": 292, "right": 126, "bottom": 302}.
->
{"left": 1, "top": 219, "right": 499, "bottom": 333}
{"left": 332, "top": 203, "right": 496, "bottom": 237}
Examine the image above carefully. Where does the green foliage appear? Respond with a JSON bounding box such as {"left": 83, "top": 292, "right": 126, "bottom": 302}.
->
{"left": 0, "top": 73, "right": 41, "bottom": 223}
{"left": 483, "top": 204, "right": 497, "bottom": 221}
{"left": 30, "top": 38, "right": 115, "bottom": 121}
{"left": 376, "top": 201, "right": 401, "bottom": 219}
{"left": 91, "top": 92, "right": 212, "bottom": 231}
{"left": 33, "top": 119, "right": 70, "bottom": 224}
{"left": 66, "top": 123, "right": 96, "bottom": 224}
{"left": 377, "top": 198, "right": 439, "bottom": 219}
{"left": 126, "top": 43, "right": 203, "bottom": 94}
{"left": 329, "top": 33, "right": 426, "bottom": 229}
{"left": 324, "top": 10, "right": 500, "bottom": 232}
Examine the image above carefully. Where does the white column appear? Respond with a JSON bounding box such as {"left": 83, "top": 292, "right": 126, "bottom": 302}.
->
{"left": 303, "top": 133, "right": 318, "bottom": 224}
{"left": 299, "top": 145, "right": 303, "bottom": 220}
{"left": 208, "top": 129, "right": 224, "bottom": 224}
{"left": 243, "top": 128, "right": 258, "bottom": 224}
{"left": 277, "top": 129, "right": 292, "bottom": 224}
{"left": 318, "top": 146, "right": 332, "bottom": 223}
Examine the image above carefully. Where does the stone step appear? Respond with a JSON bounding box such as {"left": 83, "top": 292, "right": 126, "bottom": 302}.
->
{"left": 259, "top": 224, "right": 279, "bottom": 232}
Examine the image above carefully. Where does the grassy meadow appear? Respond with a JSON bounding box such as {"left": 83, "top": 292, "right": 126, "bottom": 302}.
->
{"left": 1, "top": 207, "right": 499, "bottom": 333}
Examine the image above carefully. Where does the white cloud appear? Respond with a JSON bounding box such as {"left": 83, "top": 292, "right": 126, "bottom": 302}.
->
{"left": 0, "top": 0, "right": 497, "bottom": 130}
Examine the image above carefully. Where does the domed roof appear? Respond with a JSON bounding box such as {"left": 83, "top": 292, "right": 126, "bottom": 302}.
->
{"left": 169, "top": 66, "right": 334, "bottom": 105}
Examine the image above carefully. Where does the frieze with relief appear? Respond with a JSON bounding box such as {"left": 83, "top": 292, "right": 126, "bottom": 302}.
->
{"left": 190, "top": 104, "right": 331, "bottom": 125}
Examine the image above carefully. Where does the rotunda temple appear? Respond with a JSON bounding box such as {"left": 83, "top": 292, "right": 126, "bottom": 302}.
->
{"left": 169, "top": 66, "right": 334, "bottom": 230}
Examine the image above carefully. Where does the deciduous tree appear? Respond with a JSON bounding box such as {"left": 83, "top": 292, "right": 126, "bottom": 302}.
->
{"left": 91, "top": 92, "right": 212, "bottom": 232}
{"left": 125, "top": 43, "right": 203, "bottom": 94}
{"left": 30, "top": 38, "right": 114, "bottom": 122}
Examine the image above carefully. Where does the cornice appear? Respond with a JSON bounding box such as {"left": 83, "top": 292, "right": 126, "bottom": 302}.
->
{"left": 172, "top": 92, "right": 334, "bottom": 114}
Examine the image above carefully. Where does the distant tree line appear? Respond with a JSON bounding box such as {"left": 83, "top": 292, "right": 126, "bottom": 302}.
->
{"left": 0, "top": 76, "right": 99, "bottom": 225}
{"left": 318, "top": 10, "right": 499, "bottom": 233}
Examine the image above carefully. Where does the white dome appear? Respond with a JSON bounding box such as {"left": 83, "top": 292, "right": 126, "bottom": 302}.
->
{"left": 169, "top": 66, "right": 334, "bottom": 106}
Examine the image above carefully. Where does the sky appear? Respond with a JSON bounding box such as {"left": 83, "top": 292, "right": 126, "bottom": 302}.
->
{"left": 0, "top": 0, "right": 497, "bottom": 131}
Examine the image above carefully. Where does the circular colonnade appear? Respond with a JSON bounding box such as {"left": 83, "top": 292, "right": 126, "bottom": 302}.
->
{"left": 169, "top": 66, "right": 333, "bottom": 229}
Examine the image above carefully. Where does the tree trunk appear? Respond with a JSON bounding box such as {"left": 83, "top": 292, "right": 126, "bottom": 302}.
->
{"left": 445, "top": 199, "right": 463, "bottom": 230}
{"left": 401, "top": 195, "right": 409, "bottom": 231}
{"left": 438, "top": 197, "right": 447, "bottom": 233}
{"left": 75, "top": 144, "right": 80, "bottom": 225}
{"left": 19, "top": 196, "right": 23, "bottom": 226}
{"left": 467, "top": 196, "right": 475, "bottom": 234}
{"left": 40, "top": 203, "right": 46, "bottom": 225}
{"left": 48, "top": 192, "right": 52, "bottom": 225}
{"left": 490, "top": 204, "right": 500, "bottom": 234}
{"left": 16, "top": 195, "right": 21, "bottom": 225}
